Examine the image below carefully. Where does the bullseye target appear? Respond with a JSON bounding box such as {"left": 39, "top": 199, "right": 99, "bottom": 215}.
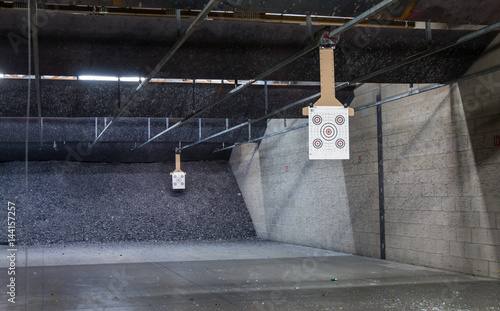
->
{"left": 172, "top": 172, "right": 186, "bottom": 190}
{"left": 309, "top": 106, "right": 349, "bottom": 160}
{"left": 320, "top": 123, "right": 337, "bottom": 141}
{"left": 312, "top": 115, "right": 322, "bottom": 125}
{"left": 313, "top": 138, "right": 323, "bottom": 149}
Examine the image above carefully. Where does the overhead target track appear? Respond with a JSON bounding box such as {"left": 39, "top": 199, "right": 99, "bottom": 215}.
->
{"left": 212, "top": 65, "right": 500, "bottom": 152}
{"left": 176, "top": 19, "right": 500, "bottom": 152}
{"left": 132, "top": 0, "right": 401, "bottom": 151}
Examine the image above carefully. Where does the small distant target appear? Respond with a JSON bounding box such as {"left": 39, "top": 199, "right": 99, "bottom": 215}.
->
{"left": 320, "top": 123, "right": 337, "bottom": 141}
{"left": 312, "top": 115, "right": 322, "bottom": 125}
{"left": 313, "top": 139, "right": 323, "bottom": 149}
{"left": 335, "top": 115, "right": 345, "bottom": 125}
{"left": 336, "top": 139, "right": 346, "bottom": 149}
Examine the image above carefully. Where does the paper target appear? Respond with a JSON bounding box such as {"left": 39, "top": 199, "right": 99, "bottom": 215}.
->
{"left": 172, "top": 172, "right": 186, "bottom": 190}
{"left": 309, "top": 106, "right": 349, "bottom": 160}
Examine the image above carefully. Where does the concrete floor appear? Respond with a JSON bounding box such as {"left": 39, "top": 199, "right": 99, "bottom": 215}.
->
{"left": 1, "top": 241, "right": 499, "bottom": 311}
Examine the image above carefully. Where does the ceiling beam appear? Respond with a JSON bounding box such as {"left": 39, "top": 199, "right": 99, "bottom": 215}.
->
{"left": 0, "top": 3, "right": 416, "bottom": 29}
{"left": 336, "top": 21, "right": 500, "bottom": 90}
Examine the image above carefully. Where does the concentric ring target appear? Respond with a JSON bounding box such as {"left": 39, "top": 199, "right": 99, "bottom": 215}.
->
{"left": 320, "top": 123, "right": 337, "bottom": 141}
{"left": 312, "top": 115, "right": 322, "bottom": 125}
{"left": 312, "top": 139, "right": 323, "bottom": 149}
{"left": 335, "top": 115, "right": 345, "bottom": 125}
{"left": 335, "top": 139, "right": 346, "bottom": 149}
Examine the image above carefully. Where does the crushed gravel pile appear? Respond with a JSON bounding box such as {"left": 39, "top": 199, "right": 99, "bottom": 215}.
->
{"left": 0, "top": 161, "right": 256, "bottom": 245}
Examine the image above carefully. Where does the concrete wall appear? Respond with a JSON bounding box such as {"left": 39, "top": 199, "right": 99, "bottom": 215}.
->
{"left": 230, "top": 35, "right": 500, "bottom": 278}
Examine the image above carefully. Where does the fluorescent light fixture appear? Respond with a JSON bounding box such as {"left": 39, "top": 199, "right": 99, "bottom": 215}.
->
{"left": 0, "top": 73, "right": 4, "bottom": 78}
{"left": 78, "top": 75, "right": 119, "bottom": 81}
{"left": 119, "top": 77, "right": 140, "bottom": 82}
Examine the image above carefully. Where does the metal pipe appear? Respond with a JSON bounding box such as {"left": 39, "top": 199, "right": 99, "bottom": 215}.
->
{"left": 134, "top": 0, "right": 397, "bottom": 150}
{"left": 214, "top": 65, "right": 500, "bottom": 153}
{"left": 355, "top": 65, "right": 500, "bottom": 111}
{"left": 377, "top": 104, "right": 385, "bottom": 260}
{"left": 0, "top": 3, "right": 416, "bottom": 30}
{"left": 89, "top": 0, "right": 220, "bottom": 148}
{"left": 213, "top": 123, "right": 309, "bottom": 153}
{"left": 337, "top": 21, "right": 500, "bottom": 90}
{"left": 327, "top": 0, "right": 398, "bottom": 39}
{"left": 180, "top": 93, "right": 320, "bottom": 150}
{"left": 134, "top": 36, "right": 321, "bottom": 151}
{"left": 30, "top": 0, "right": 42, "bottom": 145}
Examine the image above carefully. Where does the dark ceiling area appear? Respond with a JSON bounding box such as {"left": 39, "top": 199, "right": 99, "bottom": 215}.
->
{"left": 0, "top": 0, "right": 499, "bottom": 162}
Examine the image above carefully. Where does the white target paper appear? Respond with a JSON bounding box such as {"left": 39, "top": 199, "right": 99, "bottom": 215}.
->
{"left": 309, "top": 106, "right": 349, "bottom": 160}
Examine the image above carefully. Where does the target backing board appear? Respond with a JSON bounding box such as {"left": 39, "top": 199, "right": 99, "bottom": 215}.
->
{"left": 309, "top": 106, "right": 350, "bottom": 160}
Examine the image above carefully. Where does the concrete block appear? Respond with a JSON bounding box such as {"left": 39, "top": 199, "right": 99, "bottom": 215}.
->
{"left": 450, "top": 242, "right": 465, "bottom": 257}
{"left": 464, "top": 243, "right": 482, "bottom": 259}
{"left": 440, "top": 226, "right": 457, "bottom": 241}
{"left": 441, "top": 197, "right": 457, "bottom": 211}
{"left": 435, "top": 240, "right": 450, "bottom": 255}
{"left": 446, "top": 256, "right": 473, "bottom": 275}
{"left": 421, "top": 184, "right": 434, "bottom": 197}
{"left": 471, "top": 228, "right": 490, "bottom": 244}
{"left": 428, "top": 197, "right": 442, "bottom": 211}
{"left": 497, "top": 213, "right": 500, "bottom": 228}
{"left": 479, "top": 212, "right": 497, "bottom": 228}
{"left": 480, "top": 244, "right": 500, "bottom": 261}
{"left": 409, "top": 237, "right": 425, "bottom": 251}
{"left": 456, "top": 228, "right": 472, "bottom": 242}
{"left": 422, "top": 238, "right": 437, "bottom": 253}
{"left": 422, "top": 252, "right": 445, "bottom": 268}
{"left": 489, "top": 261, "right": 500, "bottom": 279}
{"left": 473, "top": 259, "right": 490, "bottom": 276}
{"left": 471, "top": 197, "right": 487, "bottom": 212}
{"left": 455, "top": 197, "right": 472, "bottom": 211}
{"left": 433, "top": 183, "right": 448, "bottom": 197}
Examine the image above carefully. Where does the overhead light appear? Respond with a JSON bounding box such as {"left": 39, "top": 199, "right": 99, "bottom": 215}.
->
{"left": 0, "top": 73, "right": 4, "bottom": 78}
{"left": 120, "top": 77, "right": 140, "bottom": 82}
{"left": 78, "top": 75, "right": 119, "bottom": 81}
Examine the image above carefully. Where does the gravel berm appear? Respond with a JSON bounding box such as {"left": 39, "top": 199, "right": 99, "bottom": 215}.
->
{"left": 0, "top": 161, "right": 256, "bottom": 245}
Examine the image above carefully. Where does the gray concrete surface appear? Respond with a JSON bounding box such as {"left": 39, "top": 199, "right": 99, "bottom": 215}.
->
{"left": 1, "top": 241, "right": 499, "bottom": 310}
{"left": 230, "top": 34, "right": 500, "bottom": 279}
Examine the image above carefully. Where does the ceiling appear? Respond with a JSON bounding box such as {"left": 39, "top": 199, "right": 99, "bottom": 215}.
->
{"left": 0, "top": 0, "right": 499, "bottom": 162}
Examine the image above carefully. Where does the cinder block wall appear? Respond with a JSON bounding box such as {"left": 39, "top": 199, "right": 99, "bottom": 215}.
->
{"left": 230, "top": 112, "right": 381, "bottom": 257}
{"left": 230, "top": 35, "right": 500, "bottom": 277}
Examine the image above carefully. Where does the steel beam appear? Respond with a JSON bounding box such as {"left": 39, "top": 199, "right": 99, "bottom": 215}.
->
{"left": 29, "top": 0, "right": 42, "bottom": 145}
{"left": 377, "top": 103, "right": 385, "bottom": 260}
{"left": 180, "top": 93, "right": 321, "bottom": 150}
{"left": 173, "top": 41, "right": 500, "bottom": 152}
{"left": 89, "top": 0, "right": 220, "bottom": 148}
{"left": 327, "top": 0, "right": 399, "bottom": 39}
{"left": 134, "top": 0, "right": 399, "bottom": 150}
{"left": 213, "top": 65, "right": 500, "bottom": 153}
{"left": 337, "top": 21, "right": 500, "bottom": 90}
{"left": 0, "top": 3, "right": 417, "bottom": 29}
{"left": 355, "top": 65, "right": 500, "bottom": 111}
{"left": 213, "top": 123, "right": 309, "bottom": 153}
